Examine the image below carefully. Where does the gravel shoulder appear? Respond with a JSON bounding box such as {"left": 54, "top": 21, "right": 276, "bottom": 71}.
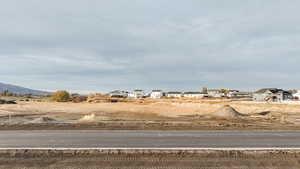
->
{"left": 0, "top": 149, "right": 299, "bottom": 169}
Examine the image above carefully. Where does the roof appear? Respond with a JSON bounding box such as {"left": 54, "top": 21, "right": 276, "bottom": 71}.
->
{"left": 133, "top": 90, "right": 143, "bottom": 92}
{"left": 110, "top": 90, "right": 120, "bottom": 93}
{"left": 110, "top": 90, "right": 128, "bottom": 94}
{"left": 233, "top": 92, "right": 252, "bottom": 95}
{"left": 289, "top": 89, "right": 300, "bottom": 94}
{"left": 255, "top": 88, "right": 284, "bottom": 94}
{"left": 152, "top": 90, "right": 163, "bottom": 92}
{"left": 231, "top": 92, "right": 252, "bottom": 96}
{"left": 183, "top": 92, "right": 206, "bottom": 94}
{"left": 207, "top": 89, "right": 219, "bottom": 92}
{"left": 167, "top": 92, "right": 182, "bottom": 94}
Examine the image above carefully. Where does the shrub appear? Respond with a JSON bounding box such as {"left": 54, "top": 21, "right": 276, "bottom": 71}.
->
{"left": 72, "top": 96, "right": 87, "bottom": 103}
{"left": 51, "top": 90, "right": 70, "bottom": 102}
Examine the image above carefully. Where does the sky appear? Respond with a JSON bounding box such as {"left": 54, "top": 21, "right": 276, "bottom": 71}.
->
{"left": 0, "top": 0, "right": 300, "bottom": 93}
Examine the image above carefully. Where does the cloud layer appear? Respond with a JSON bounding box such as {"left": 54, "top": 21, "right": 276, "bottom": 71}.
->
{"left": 1, "top": 0, "right": 299, "bottom": 92}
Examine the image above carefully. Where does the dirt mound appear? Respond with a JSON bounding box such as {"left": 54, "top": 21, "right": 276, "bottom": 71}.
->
{"left": 29, "top": 117, "right": 58, "bottom": 124}
{"left": 78, "top": 114, "right": 110, "bottom": 123}
{"left": 211, "top": 105, "right": 246, "bottom": 119}
{"left": 78, "top": 114, "right": 96, "bottom": 123}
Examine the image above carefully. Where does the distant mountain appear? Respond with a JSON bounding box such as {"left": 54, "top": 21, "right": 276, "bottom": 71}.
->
{"left": 0, "top": 82, "right": 51, "bottom": 95}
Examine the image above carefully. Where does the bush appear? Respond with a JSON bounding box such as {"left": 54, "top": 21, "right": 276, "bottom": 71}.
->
{"left": 51, "top": 90, "right": 70, "bottom": 102}
{"left": 72, "top": 96, "right": 87, "bottom": 103}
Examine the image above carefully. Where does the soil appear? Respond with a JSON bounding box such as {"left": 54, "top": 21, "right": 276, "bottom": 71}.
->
{"left": 1, "top": 100, "right": 300, "bottom": 130}
{"left": 210, "top": 105, "right": 247, "bottom": 119}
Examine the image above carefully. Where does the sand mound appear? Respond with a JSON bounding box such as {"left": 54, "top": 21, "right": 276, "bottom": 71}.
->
{"left": 79, "top": 114, "right": 96, "bottom": 122}
{"left": 211, "top": 105, "right": 246, "bottom": 119}
{"left": 29, "top": 117, "right": 58, "bottom": 123}
{"left": 78, "top": 114, "right": 110, "bottom": 123}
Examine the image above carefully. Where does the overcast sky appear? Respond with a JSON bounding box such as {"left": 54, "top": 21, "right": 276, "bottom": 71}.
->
{"left": 0, "top": 0, "right": 299, "bottom": 93}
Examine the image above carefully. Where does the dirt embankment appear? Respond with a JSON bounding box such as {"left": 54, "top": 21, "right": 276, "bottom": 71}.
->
{"left": 0, "top": 149, "right": 300, "bottom": 169}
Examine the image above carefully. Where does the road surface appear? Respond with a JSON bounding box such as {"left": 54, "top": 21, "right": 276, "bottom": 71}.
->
{"left": 0, "top": 130, "right": 299, "bottom": 148}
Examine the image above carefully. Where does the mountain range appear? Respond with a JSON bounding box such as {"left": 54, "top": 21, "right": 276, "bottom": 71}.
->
{"left": 0, "top": 82, "right": 51, "bottom": 95}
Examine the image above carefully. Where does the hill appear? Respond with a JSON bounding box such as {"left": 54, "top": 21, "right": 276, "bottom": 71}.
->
{"left": 0, "top": 82, "right": 51, "bottom": 95}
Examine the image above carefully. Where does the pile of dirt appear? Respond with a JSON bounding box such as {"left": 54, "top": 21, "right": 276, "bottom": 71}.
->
{"left": 211, "top": 105, "right": 246, "bottom": 119}
{"left": 28, "top": 117, "right": 58, "bottom": 124}
{"left": 78, "top": 114, "right": 110, "bottom": 123}
{"left": 78, "top": 114, "right": 96, "bottom": 122}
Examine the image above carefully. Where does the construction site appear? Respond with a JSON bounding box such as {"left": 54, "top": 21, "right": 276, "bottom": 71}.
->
{"left": 1, "top": 96, "right": 300, "bottom": 130}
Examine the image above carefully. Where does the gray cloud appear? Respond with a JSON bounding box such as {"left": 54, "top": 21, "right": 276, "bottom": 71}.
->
{"left": 0, "top": 0, "right": 299, "bottom": 92}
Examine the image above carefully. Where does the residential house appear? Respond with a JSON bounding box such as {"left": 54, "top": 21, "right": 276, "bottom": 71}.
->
{"left": 183, "top": 92, "right": 208, "bottom": 98}
{"left": 229, "top": 91, "right": 252, "bottom": 98}
{"left": 128, "top": 90, "right": 145, "bottom": 99}
{"left": 150, "top": 90, "right": 164, "bottom": 99}
{"left": 207, "top": 89, "right": 225, "bottom": 97}
{"left": 108, "top": 90, "right": 128, "bottom": 98}
{"left": 166, "top": 92, "right": 183, "bottom": 98}
{"left": 253, "top": 88, "right": 293, "bottom": 102}
{"left": 227, "top": 90, "right": 240, "bottom": 97}
{"left": 292, "top": 90, "right": 300, "bottom": 100}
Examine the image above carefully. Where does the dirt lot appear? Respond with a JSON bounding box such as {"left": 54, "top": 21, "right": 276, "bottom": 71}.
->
{"left": 1, "top": 99, "right": 300, "bottom": 130}
{"left": 0, "top": 149, "right": 300, "bottom": 169}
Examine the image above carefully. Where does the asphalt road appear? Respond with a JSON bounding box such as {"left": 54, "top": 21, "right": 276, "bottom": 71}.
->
{"left": 0, "top": 130, "right": 299, "bottom": 148}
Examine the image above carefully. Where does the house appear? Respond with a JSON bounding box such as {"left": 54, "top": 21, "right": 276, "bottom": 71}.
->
{"left": 183, "top": 92, "right": 208, "bottom": 98}
{"left": 207, "top": 89, "right": 225, "bottom": 97}
{"left": 292, "top": 90, "right": 300, "bottom": 100}
{"left": 229, "top": 91, "right": 252, "bottom": 98}
{"left": 128, "top": 90, "right": 144, "bottom": 99}
{"left": 150, "top": 90, "right": 164, "bottom": 99}
{"left": 108, "top": 90, "right": 128, "bottom": 98}
{"left": 227, "top": 90, "right": 239, "bottom": 97}
{"left": 166, "top": 92, "right": 183, "bottom": 98}
{"left": 253, "top": 88, "right": 293, "bottom": 102}
{"left": 226, "top": 90, "right": 253, "bottom": 98}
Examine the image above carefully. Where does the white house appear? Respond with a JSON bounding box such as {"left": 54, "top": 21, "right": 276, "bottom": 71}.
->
{"left": 229, "top": 91, "right": 252, "bottom": 98}
{"left": 227, "top": 90, "right": 239, "bottom": 97}
{"left": 253, "top": 88, "right": 293, "bottom": 102}
{"left": 150, "top": 90, "right": 164, "bottom": 99}
{"left": 128, "top": 90, "right": 145, "bottom": 99}
{"left": 207, "top": 89, "right": 225, "bottom": 97}
{"left": 292, "top": 90, "right": 300, "bottom": 100}
{"left": 108, "top": 90, "right": 128, "bottom": 98}
{"left": 183, "top": 92, "right": 208, "bottom": 98}
{"left": 166, "top": 92, "right": 182, "bottom": 98}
